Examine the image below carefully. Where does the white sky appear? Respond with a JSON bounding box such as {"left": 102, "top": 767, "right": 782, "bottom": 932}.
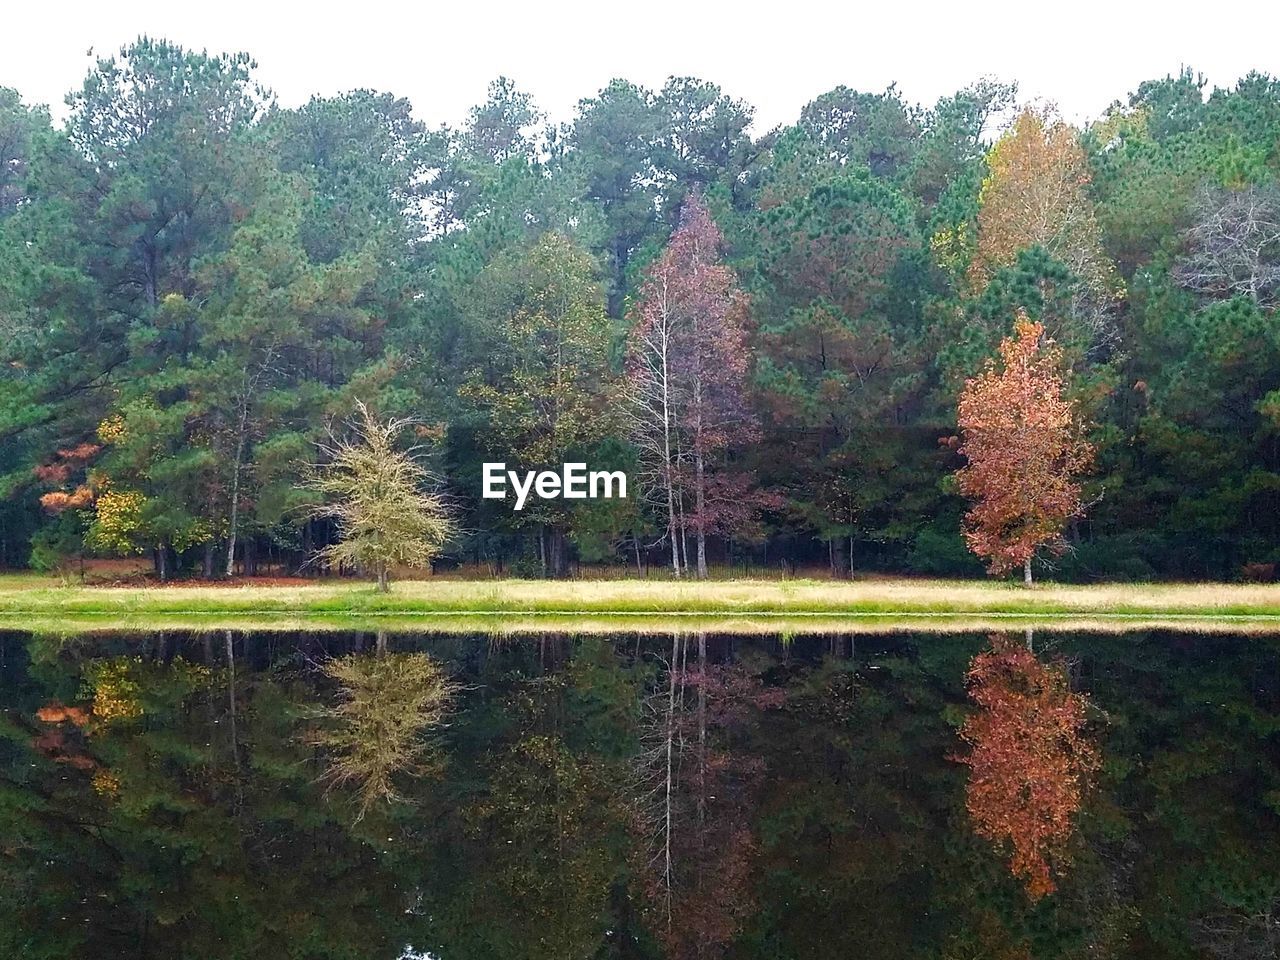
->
{"left": 3, "top": 1, "right": 1279, "bottom": 132}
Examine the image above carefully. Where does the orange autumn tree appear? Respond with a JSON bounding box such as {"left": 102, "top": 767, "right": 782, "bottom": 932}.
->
{"left": 957, "top": 635, "right": 1099, "bottom": 900}
{"left": 35, "top": 442, "right": 101, "bottom": 513}
{"left": 956, "top": 316, "right": 1092, "bottom": 585}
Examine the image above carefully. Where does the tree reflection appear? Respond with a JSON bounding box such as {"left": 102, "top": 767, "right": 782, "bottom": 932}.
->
{"left": 956, "top": 633, "right": 1099, "bottom": 899}
{"left": 632, "top": 632, "right": 785, "bottom": 958}
{"left": 5, "top": 627, "right": 1280, "bottom": 959}
{"left": 308, "top": 650, "right": 457, "bottom": 820}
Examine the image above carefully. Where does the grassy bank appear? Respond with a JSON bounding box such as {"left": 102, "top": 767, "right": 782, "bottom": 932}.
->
{"left": 4, "top": 574, "right": 1280, "bottom": 622}
{"left": 8, "top": 612, "right": 1280, "bottom": 638}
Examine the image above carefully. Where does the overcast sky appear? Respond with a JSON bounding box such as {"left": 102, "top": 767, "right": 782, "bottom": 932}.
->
{"left": 3, "top": 1, "right": 1279, "bottom": 132}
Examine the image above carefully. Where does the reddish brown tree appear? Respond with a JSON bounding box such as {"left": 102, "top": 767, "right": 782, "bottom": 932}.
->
{"left": 626, "top": 194, "right": 762, "bottom": 578}
{"left": 956, "top": 635, "right": 1099, "bottom": 900}
{"left": 955, "top": 316, "right": 1092, "bottom": 585}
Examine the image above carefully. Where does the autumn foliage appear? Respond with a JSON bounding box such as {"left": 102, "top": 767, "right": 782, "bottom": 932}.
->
{"left": 957, "top": 635, "right": 1099, "bottom": 899}
{"left": 968, "top": 106, "right": 1117, "bottom": 311}
{"left": 35, "top": 442, "right": 102, "bottom": 513}
{"left": 627, "top": 194, "right": 764, "bottom": 578}
{"left": 956, "top": 317, "right": 1093, "bottom": 581}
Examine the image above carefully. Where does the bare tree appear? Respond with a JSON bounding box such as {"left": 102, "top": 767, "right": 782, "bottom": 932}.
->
{"left": 629, "top": 633, "right": 688, "bottom": 923}
{"left": 1195, "top": 896, "right": 1280, "bottom": 960}
{"left": 627, "top": 276, "right": 687, "bottom": 576}
{"left": 1174, "top": 184, "right": 1280, "bottom": 310}
{"left": 625, "top": 195, "right": 759, "bottom": 579}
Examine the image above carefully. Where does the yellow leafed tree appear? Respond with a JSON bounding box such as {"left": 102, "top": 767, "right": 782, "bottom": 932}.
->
{"left": 970, "top": 107, "right": 1119, "bottom": 336}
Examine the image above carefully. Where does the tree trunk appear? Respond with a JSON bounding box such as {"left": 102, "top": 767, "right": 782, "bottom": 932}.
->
{"left": 377, "top": 562, "right": 389, "bottom": 593}
{"left": 667, "top": 484, "right": 681, "bottom": 577}
{"left": 696, "top": 632, "right": 707, "bottom": 824}
{"left": 300, "top": 520, "right": 312, "bottom": 576}
{"left": 695, "top": 449, "right": 708, "bottom": 579}
{"left": 659, "top": 299, "right": 681, "bottom": 579}
{"left": 203, "top": 541, "right": 215, "bottom": 580}
{"left": 1024, "top": 555, "right": 1033, "bottom": 587}
{"left": 225, "top": 376, "right": 251, "bottom": 579}
{"left": 677, "top": 488, "right": 689, "bottom": 577}
{"left": 830, "top": 537, "right": 850, "bottom": 578}
{"left": 549, "top": 526, "right": 569, "bottom": 579}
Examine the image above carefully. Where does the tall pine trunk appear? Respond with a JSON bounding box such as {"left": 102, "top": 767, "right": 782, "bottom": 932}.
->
{"left": 225, "top": 370, "right": 251, "bottom": 579}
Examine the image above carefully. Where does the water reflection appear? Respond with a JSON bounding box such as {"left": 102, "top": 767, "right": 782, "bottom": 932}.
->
{"left": 632, "top": 633, "right": 784, "bottom": 957}
{"left": 308, "top": 649, "right": 456, "bottom": 819}
{"left": 1, "top": 628, "right": 1277, "bottom": 958}
{"left": 954, "top": 633, "right": 1099, "bottom": 900}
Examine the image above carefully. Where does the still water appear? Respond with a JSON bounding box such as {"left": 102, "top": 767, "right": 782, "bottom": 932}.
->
{"left": 1, "top": 628, "right": 1277, "bottom": 959}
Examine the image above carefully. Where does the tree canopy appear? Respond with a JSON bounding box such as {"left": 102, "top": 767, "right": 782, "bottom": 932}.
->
{"left": 5, "top": 43, "right": 1280, "bottom": 581}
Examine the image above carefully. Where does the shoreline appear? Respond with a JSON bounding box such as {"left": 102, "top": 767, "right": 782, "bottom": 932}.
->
{"left": 6, "top": 576, "right": 1280, "bottom": 626}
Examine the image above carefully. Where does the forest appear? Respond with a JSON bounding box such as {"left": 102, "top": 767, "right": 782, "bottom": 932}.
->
{"left": 3, "top": 38, "right": 1280, "bottom": 582}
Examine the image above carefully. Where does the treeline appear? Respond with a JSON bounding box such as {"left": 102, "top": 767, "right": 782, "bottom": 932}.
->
{"left": 2, "top": 39, "right": 1280, "bottom": 580}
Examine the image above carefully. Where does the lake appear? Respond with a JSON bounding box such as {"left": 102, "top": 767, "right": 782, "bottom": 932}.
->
{"left": 1, "top": 627, "right": 1278, "bottom": 959}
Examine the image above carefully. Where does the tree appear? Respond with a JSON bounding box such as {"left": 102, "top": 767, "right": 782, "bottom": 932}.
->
{"left": 753, "top": 173, "right": 925, "bottom": 574}
{"left": 956, "top": 317, "right": 1093, "bottom": 585}
{"left": 796, "top": 84, "right": 920, "bottom": 177}
{"left": 652, "top": 77, "right": 755, "bottom": 215}
{"left": 193, "top": 167, "right": 378, "bottom": 577}
{"left": 1174, "top": 183, "right": 1280, "bottom": 309}
{"left": 460, "top": 231, "right": 616, "bottom": 577}
{"left": 310, "top": 401, "right": 453, "bottom": 591}
{"left": 956, "top": 634, "right": 1099, "bottom": 900}
{"left": 970, "top": 107, "right": 1118, "bottom": 344}
{"left": 630, "top": 633, "right": 783, "bottom": 957}
{"left": 627, "top": 193, "right": 760, "bottom": 578}
{"left": 0, "top": 87, "right": 48, "bottom": 216}
{"left": 562, "top": 79, "right": 663, "bottom": 315}
{"left": 273, "top": 88, "right": 431, "bottom": 256}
